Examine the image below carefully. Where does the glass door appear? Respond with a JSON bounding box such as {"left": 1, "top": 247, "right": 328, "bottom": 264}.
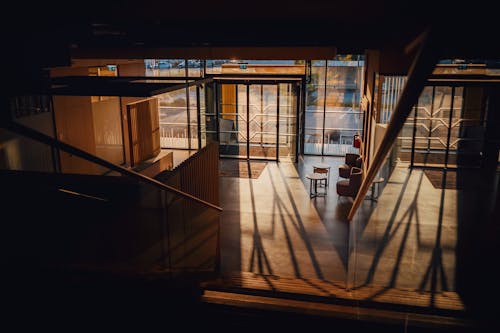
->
{"left": 247, "top": 84, "right": 278, "bottom": 160}
{"left": 217, "top": 81, "right": 299, "bottom": 161}
{"left": 278, "top": 83, "right": 298, "bottom": 161}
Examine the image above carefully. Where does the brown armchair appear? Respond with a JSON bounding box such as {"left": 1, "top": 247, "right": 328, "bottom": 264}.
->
{"left": 339, "top": 153, "right": 362, "bottom": 179}
{"left": 336, "top": 167, "right": 363, "bottom": 198}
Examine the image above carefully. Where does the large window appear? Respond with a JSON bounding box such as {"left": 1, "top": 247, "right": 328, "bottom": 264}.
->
{"left": 304, "top": 56, "right": 364, "bottom": 156}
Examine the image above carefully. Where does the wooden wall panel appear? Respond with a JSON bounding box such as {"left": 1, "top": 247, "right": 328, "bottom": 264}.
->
{"left": 53, "top": 95, "right": 98, "bottom": 174}
{"left": 127, "top": 98, "right": 160, "bottom": 166}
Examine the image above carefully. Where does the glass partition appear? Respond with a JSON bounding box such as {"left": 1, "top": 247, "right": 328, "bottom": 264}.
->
{"left": 348, "top": 82, "right": 489, "bottom": 314}
{"left": 188, "top": 85, "right": 199, "bottom": 148}
{"left": 157, "top": 83, "right": 205, "bottom": 150}
{"left": 202, "top": 82, "right": 217, "bottom": 144}
{"left": 1, "top": 126, "right": 220, "bottom": 273}
{"left": 158, "top": 88, "right": 188, "bottom": 149}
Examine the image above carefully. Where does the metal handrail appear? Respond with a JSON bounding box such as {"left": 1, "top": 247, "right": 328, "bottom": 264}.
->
{"left": 4, "top": 121, "right": 223, "bottom": 211}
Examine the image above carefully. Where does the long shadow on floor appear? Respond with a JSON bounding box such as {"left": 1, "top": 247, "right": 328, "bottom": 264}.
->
{"left": 269, "top": 164, "right": 324, "bottom": 279}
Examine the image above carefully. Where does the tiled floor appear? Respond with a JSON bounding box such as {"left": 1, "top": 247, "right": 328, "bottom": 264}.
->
{"left": 349, "top": 164, "right": 458, "bottom": 292}
{"left": 219, "top": 155, "right": 459, "bottom": 294}
{"left": 220, "top": 156, "right": 368, "bottom": 285}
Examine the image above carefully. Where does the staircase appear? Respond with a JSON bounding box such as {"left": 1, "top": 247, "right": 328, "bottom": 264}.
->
{"left": 201, "top": 271, "right": 473, "bottom": 332}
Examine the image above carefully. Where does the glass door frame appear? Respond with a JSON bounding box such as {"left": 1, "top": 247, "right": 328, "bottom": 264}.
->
{"left": 214, "top": 77, "right": 304, "bottom": 162}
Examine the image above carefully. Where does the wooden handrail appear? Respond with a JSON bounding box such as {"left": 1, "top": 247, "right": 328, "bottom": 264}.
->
{"left": 4, "top": 121, "right": 223, "bottom": 212}
{"left": 348, "top": 29, "right": 438, "bottom": 220}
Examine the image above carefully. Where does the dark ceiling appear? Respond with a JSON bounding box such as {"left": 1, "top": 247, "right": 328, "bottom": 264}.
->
{"left": 3, "top": 0, "right": 498, "bottom": 94}
{"left": 7, "top": 0, "right": 497, "bottom": 53}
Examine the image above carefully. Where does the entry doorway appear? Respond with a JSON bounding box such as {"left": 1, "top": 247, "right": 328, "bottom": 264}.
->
{"left": 216, "top": 80, "right": 301, "bottom": 162}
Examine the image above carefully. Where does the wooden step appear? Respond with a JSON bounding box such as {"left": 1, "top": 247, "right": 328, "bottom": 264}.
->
{"left": 203, "top": 290, "right": 473, "bottom": 331}
{"left": 202, "top": 271, "right": 466, "bottom": 317}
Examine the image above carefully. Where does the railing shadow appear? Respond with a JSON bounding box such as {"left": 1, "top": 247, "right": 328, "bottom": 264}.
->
{"left": 355, "top": 169, "right": 413, "bottom": 288}
{"left": 273, "top": 163, "right": 325, "bottom": 280}
{"left": 360, "top": 166, "right": 451, "bottom": 310}
{"left": 418, "top": 168, "right": 449, "bottom": 305}
{"left": 296, "top": 156, "right": 353, "bottom": 272}
{"left": 247, "top": 162, "right": 274, "bottom": 276}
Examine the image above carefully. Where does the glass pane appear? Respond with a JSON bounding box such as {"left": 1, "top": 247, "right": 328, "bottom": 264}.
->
{"left": 202, "top": 83, "right": 217, "bottom": 144}
{"left": 158, "top": 88, "right": 189, "bottom": 149}
{"left": 304, "top": 128, "right": 323, "bottom": 155}
{"left": 2, "top": 127, "right": 220, "bottom": 273}
{"left": 406, "top": 86, "right": 465, "bottom": 167}
{"left": 279, "top": 83, "right": 297, "bottom": 160}
{"left": 306, "top": 60, "right": 326, "bottom": 112}
{"left": 205, "top": 59, "right": 231, "bottom": 74}
{"left": 305, "top": 58, "right": 365, "bottom": 156}
{"left": 322, "top": 57, "right": 364, "bottom": 156}
{"left": 219, "top": 84, "right": 242, "bottom": 157}
{"left": 248, "top": 85, "right": 277, "bottom": 160}
{"left": 199, "top": 84, "right": 207, "bottom": 148}
{"left": 397, "top": 107, "right": 416, "bottom": 164}
{"left": 0, "top": 127, "right": 56, "bottom": 172}
{"left": 380, "top": 76, "right": 407, "bottom": 124}
{"left": 8, "top": 95, "right": 57, "bottom": 171}
{"left": 187, "top": 59, "right": 202, "bottom": 77}
{"left": 188, "top": 86, "right": 199, "bottom": 148}
{"left": 145, "top": 59, "right": 186, "bottom": 77}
